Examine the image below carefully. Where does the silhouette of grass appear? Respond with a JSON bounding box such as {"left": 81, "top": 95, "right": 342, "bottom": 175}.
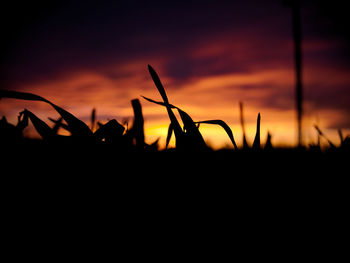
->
{"left": 143, "top": 65, "right": 239, "bottom": 151}
{"left": 0, "top": 90, "right": 93, "bottom": 140}
{"left": 239, "top": 102, "right": 249, "bottom": 150}
{"left": 194, "top": 120, "right": 237, "bottom": 150}
{"left": 252, "top": 113, "right": 261, "bottom": 150}
{"left": 314, "top": 125, "right": 335, "bottom": 148}
{"left": 0, "top": 65, "right": 349, "bottom": 164}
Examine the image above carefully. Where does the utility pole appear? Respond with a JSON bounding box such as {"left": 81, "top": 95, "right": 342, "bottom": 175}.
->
{"left": 291, "top": 0, "right": 303, "bottom": 147}
{"left": 283, "top": 0, "right": 304, "bottom": 147}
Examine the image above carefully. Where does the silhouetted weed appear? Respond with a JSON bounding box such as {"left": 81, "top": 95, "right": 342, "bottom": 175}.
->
{"left": 0, "top": 66, "right": 348, "bottom": 166}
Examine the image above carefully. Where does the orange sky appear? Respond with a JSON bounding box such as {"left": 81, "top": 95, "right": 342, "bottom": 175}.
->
{"left": 1, "top": 1, "right": 349, "bottom": 149}
{"left": 1, "top": 59, "right": 349, "bottom": 149}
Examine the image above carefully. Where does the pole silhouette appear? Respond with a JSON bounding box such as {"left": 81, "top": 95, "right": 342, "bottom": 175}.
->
{"left": 291, "top": 0, "right": 303, "bottom": 147}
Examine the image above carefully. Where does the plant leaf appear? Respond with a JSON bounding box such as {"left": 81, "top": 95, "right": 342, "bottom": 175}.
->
{"left": 146, "top": 65, "right": 183, "bottom": 144}
{"left": 50, "top": 117, "right": 63, "bottom": 134}
{"left": 148, "top": 65, "right": 169, "bottom": 104}
{"left": 49, "top": 117, "right": 70, "bottom": 133}
{"left": 264, "top": 131, "right": 273, "bottom": 150}
{"left": 239, "top": 102, "right": 249, "bottom": 149}
{"left": 48, "top": 103, "right": 93, "bottom": 138}
{"left": 165, "top": 123, "right": 173, "bottom": 149}
{"left": 252, "top": 113, "right": 261, "bottom": 150}
{"left": 0, "top": 90, "right": 93, "bottom": 139}
{"left": 141, "top": 96, "right": 176, "bottom": 109}
{"left": 94, "top": 119, "right": 125, "bottom": 143}
{"left": 91, "top": 108, "right": 96, "bottom": 131}
{"left": 142, "top": 95, "right": 201, "bottom": 135}
{"left": 0, "top": 90, "right": 49, "bottom": 103}
{"left": 338, "top": 129, "right": 343, "bottom": 145}
{"left": 21, "top": 109, "right": 54, "bottom": 140}
{"left": 177, "top": 108, "right": 207, "bottom": 150}
{"left": 195, "top": 119, "right": 238, "bottom": 149}
{"left": 314, "top": 125, "right": 335, "bottom": 148}
{"left": 131, "top": 99, "right": 145, "bottom": 150}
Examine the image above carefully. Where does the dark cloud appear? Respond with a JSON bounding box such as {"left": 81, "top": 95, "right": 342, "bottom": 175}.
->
{"left": 1, "top": 0, "right": 350, "bottom": 132}
{"left": 2, "top": 0, "right": 293, "bottom": 85}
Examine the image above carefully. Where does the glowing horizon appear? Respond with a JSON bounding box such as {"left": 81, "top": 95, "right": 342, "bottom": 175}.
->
{"left": 1, "top": 1, "right": 349, "bottom": 149}
{"left": 1, "top": 62, "right": 348, "bottom": 149}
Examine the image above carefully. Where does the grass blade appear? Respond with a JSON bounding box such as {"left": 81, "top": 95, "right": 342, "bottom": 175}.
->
{"left": 0, "top": 90, "right": 93, "bottom": 139}
{"left": 252, "top": 113, "right": 261, "bottom": 150}
{"left": 338, "top": 129, "right": 344, "bottom": 145}
{"left": 0, "top": 90, "right": 49, "bottom": 103}
{"left": 16, "top": 112, "right": 28, "bottom": 132}
{"left": 314, "top": 125, "right": 335, "bottom": 148}
{"left": 141, "top": 96, "right": 176, "bottom": 109}
{"left": 177, "top": 109, "right": 196, "bottom": 131}
{"left": 264, "top": 131, "right": 273, "bottom": 150}
{"left": 50, "top": 117, "right": 63, "bottom": 134}
{"left": 195, "top": 119, "right": 238, "bottom": 149}
{"left": 94, "top": 119, "right": 125, "bottom": 144}
{"left": 177, "top": 108, "right": 207, "bottom": 150}
{"left": 142, "top": 96, "right": 207, "bottom": 150}
{"left": 131, "top": 99, "right": 145, "bottom": 150}
{"left": 148, "top": 65, "right": 169, "bottom": 104}
{"left": 314, "top": 125, "right": 324, "bottom": 136}
{"left": 49, "top": 117, "right": 70, "bottom": 132}
{"left": 165, "top": 123, "right": 173, "bottom": 149}
{"left": 142, "top": 95, "right": 199, "bottom": 132}
{"left": 20, "top": 109, "right": 54, "bottom": 140}
{"left": 91, "top": 108, "right": 96, "bottom": 131}
{"left": 49, "top": 103, "right": 93, "bottom": 138}
{"left": 146, "top": 66, "right": 183, "bottom": 144}
{"left": 239, "top": 102, "right": 249, "bottom": 149}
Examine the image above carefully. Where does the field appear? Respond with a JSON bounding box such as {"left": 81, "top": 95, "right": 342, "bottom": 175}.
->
{"left": 1, "top": 65, "right": 348, "bottom": 177}
{"left": 1, "top": 65, "right": 348, "bottom": 257}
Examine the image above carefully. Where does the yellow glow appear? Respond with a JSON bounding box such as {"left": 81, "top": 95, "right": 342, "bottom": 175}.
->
{"left": 1, "top": 63, "right": 349, "bottom": 150}
{"left": 145, "top": 123, "right": 176, "bottom": 148}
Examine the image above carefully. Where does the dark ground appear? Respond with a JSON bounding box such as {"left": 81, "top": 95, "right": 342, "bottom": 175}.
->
{"left": 2, "top": 138, "right": 347, "bottom": 176}
{"left": 1, "top": 139, "right": 348, "bottom": 261}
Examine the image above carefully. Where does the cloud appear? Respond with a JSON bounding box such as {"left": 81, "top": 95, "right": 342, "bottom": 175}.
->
{"left": 1, "top": 0, "right": 350, "bottom": 148}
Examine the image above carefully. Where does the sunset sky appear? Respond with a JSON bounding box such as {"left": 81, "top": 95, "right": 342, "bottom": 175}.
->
{"left": 1, "top": 0, "right": 349, "bottom": 149}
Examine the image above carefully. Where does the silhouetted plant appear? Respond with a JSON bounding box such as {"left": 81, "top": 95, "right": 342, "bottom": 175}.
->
{"left": 0, "top": 90, "right": 93, "bottom": 141}
{"left": 265, "top": 131, "right": 273, "bottom": 151}
{"left": 90, "top": 108, "right": 96, "bottom": 132}
{"left": 0, "top": 66, "right": 349, "bottom": 157}
{"left": 130, "top": 99, "right": 145, "bottom": 151}
{"left": 252, "top": 113, "right": 261, "bottom": 150}
{"left": 337, "top": 129, "right": 350, "bottom": 150}
{"left": 0, "top": 116, "right": 24, "bottom": 143}
{"left": 143, "top": 65, "right": 237, "bottom": 151}
{"left": 19, "top": 109, "right": 57, "bottom": 141}
{"left": 239, "top": 102, "right": 249, "bottom": 150}
{"left": 314, "top": 125, "right": 335, "bottom": 148}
